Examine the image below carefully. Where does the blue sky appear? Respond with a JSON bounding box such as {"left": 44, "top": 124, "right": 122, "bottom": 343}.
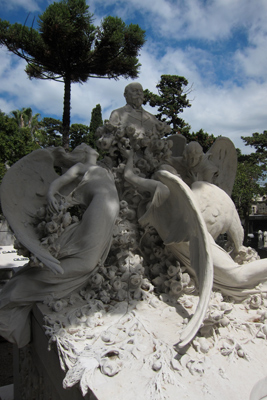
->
{"left": 0, "top": 0, "right": 267, "bottom": 154}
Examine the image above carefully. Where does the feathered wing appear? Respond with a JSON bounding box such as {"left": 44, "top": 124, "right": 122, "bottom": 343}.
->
{"left": 0, "top": 149, "right": 63, "bottom": 274}
{"left": 207, "top": 137, "right": 237, "bottom": 196}
{"left": 139, "top": 171, "right": 213, "bottom": 347}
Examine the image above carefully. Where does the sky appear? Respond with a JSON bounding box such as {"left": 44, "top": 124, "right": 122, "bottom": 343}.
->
{"left": 0, "top": 0, "right": 267, "bottom": 154}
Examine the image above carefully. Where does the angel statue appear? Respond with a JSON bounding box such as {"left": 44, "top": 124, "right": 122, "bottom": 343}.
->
{"left": 169, "top": 136, "right": 237, "bottom": 196}
{"left": 121, "top": 144, "right": 267, "bottom": 344}
{"left": 166, "top": 134, "right": 267, "bottom": 298}
{"left": 122, "top": 148, "right": 214, "bottom": 347}
{"left": 0, "top": 144, "right": 120, "bottom": 347}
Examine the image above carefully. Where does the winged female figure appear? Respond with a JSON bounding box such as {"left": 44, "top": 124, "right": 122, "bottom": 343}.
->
{"left": 0, "top": 144, "right": 119, "bottom": 347}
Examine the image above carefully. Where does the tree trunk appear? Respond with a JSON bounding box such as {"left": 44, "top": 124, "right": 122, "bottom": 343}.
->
{"left": 62, "top": 75, "right": 71, "bottom": 149}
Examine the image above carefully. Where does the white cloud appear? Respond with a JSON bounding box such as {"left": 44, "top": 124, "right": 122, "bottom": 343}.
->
{"left": 90, "top": 0, "right": 267, "bottom": 43}
{"left": 0, "top": 48, "right": 64, "bottom": 117}
{"left": 0, "top": 0, "right": 41, "bottom": 12}
{"left": 182, "top": 79, "right": 267, "bottom": 151}
{"left": 133, "top": 44, "right": 267, "bottom": 152}
{"left": 0, "top": 0, "right": 266, "bottom": 156}
{"left": 235, "top": 31, "right": 267, "bottom": 79}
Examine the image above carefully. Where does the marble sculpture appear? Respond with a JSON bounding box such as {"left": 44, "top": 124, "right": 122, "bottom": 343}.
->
{"left": 1, "top": 82, "right": 267, "bottom": 398}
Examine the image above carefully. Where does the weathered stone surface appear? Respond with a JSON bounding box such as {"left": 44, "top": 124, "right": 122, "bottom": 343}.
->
{"left": 1, "top": 82, "right": 267, "bottom": 399}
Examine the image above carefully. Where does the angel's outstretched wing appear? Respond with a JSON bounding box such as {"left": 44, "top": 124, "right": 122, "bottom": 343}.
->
{"left": 139, "top": 170, "right": 213, "bottom": 347}
{"left": 0, "top": 149, "right": 63, "bottom": 274}
{"left": 207, "top": 137, "right": 237, "bottom": 196}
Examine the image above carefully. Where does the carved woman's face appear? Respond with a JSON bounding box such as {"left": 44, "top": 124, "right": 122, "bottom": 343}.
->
{"left": 183, "top": 143, "right": 203, "bottom": 168}
{"left": 186, "top": 152, "right": 202, "bottom": 168}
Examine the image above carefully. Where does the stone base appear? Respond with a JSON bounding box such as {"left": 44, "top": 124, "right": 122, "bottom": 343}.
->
{"left": 13, "top": 292, "right": 267, "bottom": 400}
{"left": 13, "top": 305, "right": 97, "bottom": 400}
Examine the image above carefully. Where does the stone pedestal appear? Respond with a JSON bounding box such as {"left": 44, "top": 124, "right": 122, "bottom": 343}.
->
{"left": 11, "top": 293, "right": 267, "bottom": 400}
{"left": 13, "top": 305, "right": 97, "bottom": 400}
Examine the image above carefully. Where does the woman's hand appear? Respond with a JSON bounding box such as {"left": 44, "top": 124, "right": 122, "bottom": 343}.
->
{"left": 120, "top": 147, "right": 133, "bottom": 160}
{"left": 47, "top": 191, "right": 60, "bottom": 214}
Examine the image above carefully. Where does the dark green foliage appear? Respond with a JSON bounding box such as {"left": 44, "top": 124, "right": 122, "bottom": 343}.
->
{"left": 232, "top": 159, "right": 264, "bottom": 243}
{"left": 143, "top": 75, "right": 191, "bottom": 134}
{"left": 0, "top": 111, "right": 39, "bottom": 184}
{"left": 231, "top": 130, "right": 267, "bottom": 242}
{"left": 241, "top": 130, "right": 267, "bottom": 166}
{"left": 36, "top": 117, "right": 63, "bottom": 147}
{"left": 183, "top": 129, "right": 217, "bottom": 153}
{"left": 89, "top": 103, "right": 103, "bottom": 139}
{"left": 241, "top": 130, "right": 267, "bottom": 189}
{"left": 10, "top": 107, "right": 42, "bottom": 140}
{"left": 70, "top": 123, "right": 92, "bottom": 149}
{"left": 0, "top": 0, "right": 145, "bottom": 147}
{"left": 36, "top": 118, "right": 95, "bottom": 149}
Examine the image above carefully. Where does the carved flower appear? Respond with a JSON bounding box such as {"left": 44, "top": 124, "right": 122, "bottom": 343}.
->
{"left": 181, "top": 272, "right": 191, "bottom": 286}
{"left": 167, "top": 265, "right": 179, "bottom": 277}
{"left": 120, "top": 200, "right": 128, "bottom": 209}
{"left": 97, "top": 136, "right": 113, "bottom": 150}
{"left": 62, "top": 212, "right": 72, "bottom": 228}
{"left": 100, "top": 357, "right": 122, "bottom": 377}
{"left": 140, "top": 137, "right": 150, "bottom": 147}
{"left": 99, "top": 290, "right": 110, "bottom": 304}
{"left": 113, "top": 279, "right": 123, "bottom": 291}
{"left": 91, "top": 273, "right": 104, "bottom": 287}
{"left": 116, "top": 289, "right": 128, "bottom": 301}
{"left": 125, "top": 125, "right": 136, "bottom": 136}
{"left": 46, "top": 221, "right": 58, "bottom": 234}
{"left": 136, "top": 158, "right": 149, "bottom": 170}
{"left": 150, "top": 263, "right": 162, "bottom": 276}
{"left": 153, "top": 246, "right": 164, "bottom": 259}
{"left": 152, "top": 275, "right": 165, "bottom": 289}
{"left": 116, "top": 128, "right": 124, "bottom": 138}
{"left": 170, "top": 281, "right": 182, "bottom": 296}
{"left": 129, "top": 274, "right": 142, "bottom": 290}
{"left": 152, "top": 360, "right": 162, "bottom": 371}
{"left": 152, "top": 139, "right": 165, "bottom": 151}
{"left": 193, "top": 337, "right": 212, "bottom": 354}
{"left": 249, "top": 294, "right": 263, "bottom": 309}
{"left": 186, "top": 360, "right": 204, "bottom": 376}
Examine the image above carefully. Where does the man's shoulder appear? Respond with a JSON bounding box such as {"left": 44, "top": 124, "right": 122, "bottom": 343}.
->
{"left": 110, "top": 104, "right": 132, "bottom": 116}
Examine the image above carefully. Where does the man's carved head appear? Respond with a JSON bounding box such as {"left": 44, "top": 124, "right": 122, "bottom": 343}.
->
{"left": 124, "top": 82, "right": 144, "bottom": 109}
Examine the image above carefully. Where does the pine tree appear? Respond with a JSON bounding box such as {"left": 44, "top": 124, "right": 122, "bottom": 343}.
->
{"left": 0, "top": 0, "right": 145, "bottom": 148}
{"left": 89, "top": 104, "right": 103, "bottom": 142}
{"left": 143, "top": 74, "right": 192, "bottom": 135}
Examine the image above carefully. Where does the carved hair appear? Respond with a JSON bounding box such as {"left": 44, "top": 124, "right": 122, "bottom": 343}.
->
{"left": 69, "top": 143, "right": 98, "bottom": 164}
{"left": 183, "top": 142, "right": 203, "bottom": 159}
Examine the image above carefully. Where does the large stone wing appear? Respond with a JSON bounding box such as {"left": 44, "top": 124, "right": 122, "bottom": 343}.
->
{"left": 207, "top": 137, "right": 237, "bottom": 196}
{"left": 148, "top": 171, "right": 213, "bottom": 347}
{"left": 0, "top": 149, "right": 63, "bottom": 274}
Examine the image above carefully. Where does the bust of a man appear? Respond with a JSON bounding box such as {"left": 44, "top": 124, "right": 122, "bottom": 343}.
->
{"left": 109, "top": 82, "right": 171, "bottom": 135}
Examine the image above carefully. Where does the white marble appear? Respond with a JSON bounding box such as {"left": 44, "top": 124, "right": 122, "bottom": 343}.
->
{"left": 1, "top": 82, "right": 267, "bottom": 399}
{"left": 0, "top": 144, "right": 119, "bottom": 347}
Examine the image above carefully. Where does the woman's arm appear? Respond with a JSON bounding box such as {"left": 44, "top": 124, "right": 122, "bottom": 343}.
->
{"left": 122, "top": 149, "right": 168, "bottom": 199}
{"left": 47, "top": 163, "right": 83, "bottom": 213}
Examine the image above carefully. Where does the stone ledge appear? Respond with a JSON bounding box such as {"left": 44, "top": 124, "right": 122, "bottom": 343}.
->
{"left": 13, "top": 304, "right": 97, "bottom": 400}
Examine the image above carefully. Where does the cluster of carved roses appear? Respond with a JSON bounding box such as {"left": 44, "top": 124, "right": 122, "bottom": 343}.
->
{"left": 34, "top": 203, "right": 78, "bottom": 259}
